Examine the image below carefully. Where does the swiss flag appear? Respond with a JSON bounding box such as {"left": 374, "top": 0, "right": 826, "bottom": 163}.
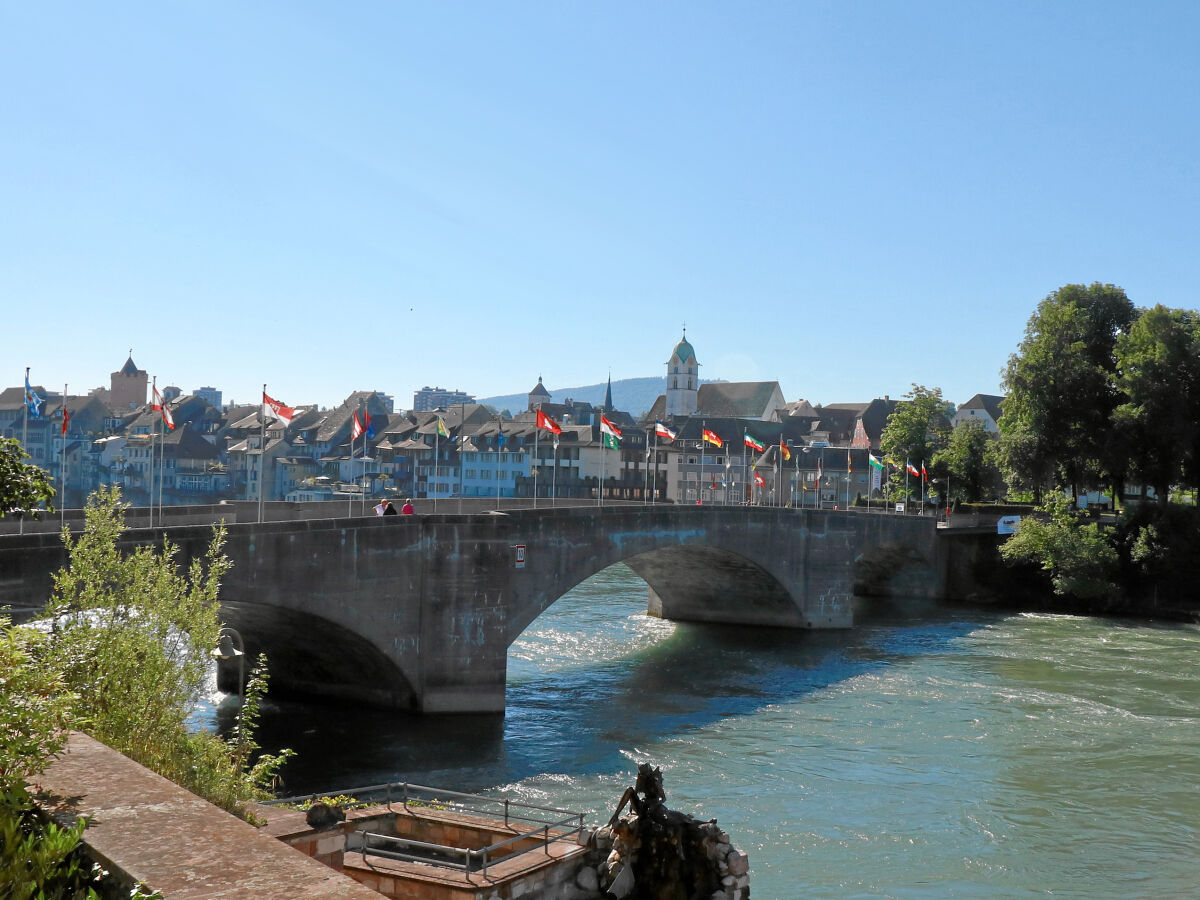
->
{"left": 754, "top": 471, "right": 766, "bottom": 488}
{"left": 536, "top": 409, "right": 562, "bottom": 434}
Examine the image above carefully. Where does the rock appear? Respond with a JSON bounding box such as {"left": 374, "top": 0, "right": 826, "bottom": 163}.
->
{"left": 575, "top": 865, "right": 599, "bottom": 893}
{"left": 304, "top": 802, "right": 345, "bottom": 831}
{"left": 726, "top": 850, "right": 749, "bottom": 876}
{"left": 608, "top": 861, "right": 635, "bottom": 899}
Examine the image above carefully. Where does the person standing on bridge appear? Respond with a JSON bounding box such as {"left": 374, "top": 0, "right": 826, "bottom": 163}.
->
{"left": 401, "top": 498, "right": 414, "bottom": 516}
{"left": 383, "top": 499, "right": 398, "bottom": 516}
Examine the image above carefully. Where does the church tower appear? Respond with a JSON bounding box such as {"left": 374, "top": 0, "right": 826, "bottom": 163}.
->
{"left": 527, "top": 375, "right": 551, "bottom": 411}
{"left": 665, "top": 330, "right": 698, "bottom": 417}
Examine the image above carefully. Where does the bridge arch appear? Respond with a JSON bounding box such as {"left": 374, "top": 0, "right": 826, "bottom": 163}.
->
{"left": 219, "top": 601, "right": 418, "bottom": 710}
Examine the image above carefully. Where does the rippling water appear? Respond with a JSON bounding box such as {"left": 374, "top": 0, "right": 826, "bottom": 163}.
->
{"left": 232, "top": 564, "right": 1200, "bottom": 899}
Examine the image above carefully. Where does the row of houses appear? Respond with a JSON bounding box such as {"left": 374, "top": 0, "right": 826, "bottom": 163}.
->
{"left": 4, "top": 345, "right": 1004, "bottom": 509}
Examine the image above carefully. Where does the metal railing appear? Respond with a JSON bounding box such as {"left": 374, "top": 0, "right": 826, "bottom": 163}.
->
{"left": 265, "top": 780, "right": 586, "bottom": 877}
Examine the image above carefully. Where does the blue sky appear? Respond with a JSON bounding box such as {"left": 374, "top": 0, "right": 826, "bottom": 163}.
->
{"left": 5, "top": 2, "right": 1198, "bottom": 411}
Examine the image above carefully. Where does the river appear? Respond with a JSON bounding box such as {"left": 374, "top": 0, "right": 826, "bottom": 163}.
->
{"left": 231, "top": 563, "right": 1200, "bottom": 899}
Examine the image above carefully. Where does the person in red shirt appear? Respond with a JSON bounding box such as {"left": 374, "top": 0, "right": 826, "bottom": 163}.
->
{"left": 401, "top": 499, "right": 415, "bottom": 516}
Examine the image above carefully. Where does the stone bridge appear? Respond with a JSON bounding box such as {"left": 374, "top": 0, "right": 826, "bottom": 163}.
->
{"left": 0, "top": 505, "right": 943, "bottom": 714}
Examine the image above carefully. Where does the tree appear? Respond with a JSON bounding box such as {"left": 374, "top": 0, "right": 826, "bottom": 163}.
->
{"left": 932, "top": 419, "right": 1005, "bottom": 502}
{"left": 880, "top": 385, "right": 950, "bottom": 500}
{"left": 0, "top": 437, "right": 55, "bottom": 517}
{"left": 1000, "top": 283, "right": 1136, "bottom": 502}
{"left": 39, "top": 486, "right": 291, "bottom": 818}
{"left": 999, "top": 495, "right": 1118, "bottom": 600}
{"left": 1113, "top": 305, "right": 1200, "bottom": 507}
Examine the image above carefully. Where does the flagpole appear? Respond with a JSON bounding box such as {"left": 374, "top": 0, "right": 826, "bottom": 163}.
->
{"left": 598, "top": 419, "right": 604, "bottom": 508}
{"left": 150, "top": 377, "right": 158, "bottom": 528}
{"left": 259, "top": 384, "right": 267, "bottom": 524}
{"left": 533, "top": 426, "right": 538, "bottom": 510}
{"left": 158, "top": 386, "right": 166, "bottom": 524}
{"left": 433, "top": 426, "right": 439, "bottom": 516}
{"left": 643, "top": 429, "right": 649, "bottom": 504}
{"left": 21, "top": 368, "right": 28, "bottom": 535}
{"left": 349, "top": 419, "right": 355, "bottom": 518}
{"left": 61, "top": 383, "right": 67, "bottom": 528}
{"left": 552, "top": 436, "right": 558, "bottom": 507}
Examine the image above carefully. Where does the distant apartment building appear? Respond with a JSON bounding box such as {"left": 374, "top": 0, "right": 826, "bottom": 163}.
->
{"left": 413, "top": 385, "right": 474, "bottom": 412}
{"left": 195, "top": 386, "right": 223, "bottom": 409}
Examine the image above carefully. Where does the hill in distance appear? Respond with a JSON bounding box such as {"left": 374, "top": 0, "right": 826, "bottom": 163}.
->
{"left": 480, "top": 377, "right": 669, "bottom": 419}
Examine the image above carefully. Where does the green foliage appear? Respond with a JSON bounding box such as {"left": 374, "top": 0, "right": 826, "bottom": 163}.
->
{"left": 0, "top": 436, "right": 55, "bottom": 518}
{"left": 0, "top": 618, "right": 77, "bottom": 792}
{"left": 35, "top": 485, "right": 292, "bottom": 820}
{"left": 1112, "top": 305, "right": 1200, "bottom": 505}
{"left": 880, "top": 384, "right": 950, "bottom": 497}
{"left": 932, "top": 419, "right": 1005, "bottom": 502}
{"left": 0, "top": 788, "right": 101, "bottom": 900}
{"left": 1000, "top": 283, "right": 1135, "bottom": 499}
{"left": 999, "top": 495, "right": 1118, "bottom": 600}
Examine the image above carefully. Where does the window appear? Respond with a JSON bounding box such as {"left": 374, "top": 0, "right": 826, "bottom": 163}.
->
{"left": 466, "top": 469, "right": 476, "bottom": 479}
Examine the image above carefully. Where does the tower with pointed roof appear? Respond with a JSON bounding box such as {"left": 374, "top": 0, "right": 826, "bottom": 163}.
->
{"left": 665, "top": 330, "right": 698, "bottom": 417}
{"left": 109, "top": 352, "right": 148, "bottom": 411}
{"left": 603, "top": 373, "right": 613, "bottom": 412}
{"left": 527, "top": 375, "right": 552, "bottom": 411}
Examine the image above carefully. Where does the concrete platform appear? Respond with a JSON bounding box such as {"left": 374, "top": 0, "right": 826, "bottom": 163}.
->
{"left": 37, "top": 732, "right": 382, "bottom": 899}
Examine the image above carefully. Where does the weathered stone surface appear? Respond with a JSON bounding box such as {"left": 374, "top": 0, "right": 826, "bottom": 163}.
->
{"left": 575, "top": 865, "right": 599, "bottom": 893}
{"left": 608, "top": 861, "right": 635, "bottom": 899}
{"left": 726, "top": 850, "right": 749, "bottom": 877}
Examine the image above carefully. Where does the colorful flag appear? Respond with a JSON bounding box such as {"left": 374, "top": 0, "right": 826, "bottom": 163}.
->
{"left": 153, "top": 385, "right": 174, "bottom": 429}
{"left": 921, "top": 461, "right": 928, "bottom": 481}
{"left": 702, "top": 429, "right": 723, "bottom": 448}
{"left": 263, "top": 391, "right": 295, "bottom": 424}
{"left": 436, "top": 415, "right": 450, "bottom": 438}
{"left": 906, "top": 461, "right": 920, "bottom": 478}
{"left": 600, "top": 414, "right": 621, "bottom": 449}
{"left": 496, "top": 424, "right": 506, "bottom": 447}
{"left": 744, "top": 432, "right": 764, "bottom": 452}
{"left": 24, "top": 370, "right": 43, "bottom": 418}
{"left": 654, "top": 421, "right": 676, "bottom": 441}
{"left": 351, "top": 411, "right": 364, "bottom": 440}
{"left": 847, "top": 450, "right": 853, "bottom": 474}
{"left": 364, "top": 410, "right": 375, "bottom": 440}
{"left": 754, "top": 471, "right": 766, "bottom": 488}
{"left": 60, "top": 402, "right": 70, "bottom": 436}
{"left": 868, "top": 453, "right": 884, "bottom": 470}
{"left": 537, "top": 410, "right": 562, "bottom": 434}
{"left": 779, "top": 438, "right": 791, "bottom": 461}
{"left": 817, "top": 459, "right": 823, "bottom": 481}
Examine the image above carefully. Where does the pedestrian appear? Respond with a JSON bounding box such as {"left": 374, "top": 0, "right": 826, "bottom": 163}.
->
{"left": 401, "top": 498, "right": 415, "bottom": 516}
{"left": 373, "top": 499, "right": 387, "bottom": 516}
{"left": 383, "top": 499, "right": 398, "bottom": 516}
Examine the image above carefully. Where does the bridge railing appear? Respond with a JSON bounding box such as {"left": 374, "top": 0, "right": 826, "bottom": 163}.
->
{"left": 265, "top": 780, "right": 586, "bottom": 877}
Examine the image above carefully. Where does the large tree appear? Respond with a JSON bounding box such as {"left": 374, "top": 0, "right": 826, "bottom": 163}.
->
{"left": 880, "top": 384, "right": 950, "bottom": 500}
{"left": 999, "top": 283, "right": 1136, "bottom": 502}
{"left": 1112, "top": 305, "right": 1200, "bottom": 507}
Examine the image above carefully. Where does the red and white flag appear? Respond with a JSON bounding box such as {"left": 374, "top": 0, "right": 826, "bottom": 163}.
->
{"left": 263, "top": 391, "right": 295, "bottom": 425}
{"left": 754, "top": 471, "right": 766, "bottom": 488}
{"left": 60, "top": 403, "right": 70, "bottom": 436}
{"left": 351, "top": 411, "right": 364, "bottom": 440}
{"left": 153, "top": 385, "right": 175, "bottom": 430}
{"left": 536, "top": 409, "right": 562, "bottom": 434}
{"left": 921, "top": 461, "right": 928, "bottom": 481}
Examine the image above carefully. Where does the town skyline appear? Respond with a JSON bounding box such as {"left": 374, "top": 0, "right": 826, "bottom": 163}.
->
{"left": 7, "top": 4, "right": 1199, "bottom": 410}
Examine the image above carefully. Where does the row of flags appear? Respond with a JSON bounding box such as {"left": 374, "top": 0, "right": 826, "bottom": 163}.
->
{"left": 257, "top": 390, "right": 934, "bottom": 484}
{"left": 23, "top": 368, "right": 173, "bottom": 438}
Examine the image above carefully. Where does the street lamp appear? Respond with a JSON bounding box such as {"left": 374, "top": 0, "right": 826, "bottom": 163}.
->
{"left": 211, "top": 626, "right": 246, "bottom": 699}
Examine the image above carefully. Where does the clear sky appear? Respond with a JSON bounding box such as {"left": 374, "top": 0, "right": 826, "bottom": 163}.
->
{"left": 5, "top": 2, "right": 1198, "bottom": 411}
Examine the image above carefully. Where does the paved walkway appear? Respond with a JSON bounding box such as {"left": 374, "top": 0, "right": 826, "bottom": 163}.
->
{"left": 38, "top": 732, "right": 381, "bottom": 899}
